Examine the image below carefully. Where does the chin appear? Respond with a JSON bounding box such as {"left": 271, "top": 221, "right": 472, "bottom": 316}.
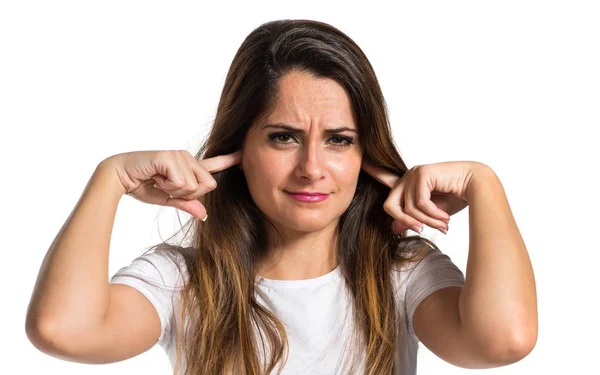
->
{"left": 287, "top": 222, "right": 331, "bottom": 233}
{"left": 276, "top": 212, "right": 339, "bottom": 233}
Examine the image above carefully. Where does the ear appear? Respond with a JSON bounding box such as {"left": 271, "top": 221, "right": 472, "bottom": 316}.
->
{"left": 236, "top": 147, "right": 244, "bottom": 170}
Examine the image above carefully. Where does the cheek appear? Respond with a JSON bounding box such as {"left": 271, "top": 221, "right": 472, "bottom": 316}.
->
{"left": 329, "top": 158, "right": 355, "bottom": 174}
{"left": 244, "top": 152, "right": 288, "bottom": 187}
{"left": 330, "top": 155, "right": 362, "bottom": 182}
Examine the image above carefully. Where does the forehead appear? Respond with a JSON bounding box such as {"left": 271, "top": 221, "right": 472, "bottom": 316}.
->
{"left": 264, "top": 70, "right": 356, "bottom": 128}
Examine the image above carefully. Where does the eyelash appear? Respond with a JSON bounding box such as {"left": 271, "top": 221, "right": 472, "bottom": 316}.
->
{"left": 267, "top": 132, "right": 355, "bottom": 149}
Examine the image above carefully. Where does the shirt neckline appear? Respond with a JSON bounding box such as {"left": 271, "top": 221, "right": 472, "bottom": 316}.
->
{"left": 255, "top": 264, "right": 342, "bottom": 288}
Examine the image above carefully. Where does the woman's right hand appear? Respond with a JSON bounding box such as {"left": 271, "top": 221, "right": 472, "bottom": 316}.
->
{"left": 101, "top": 150, "right": 242, "bottom": 220}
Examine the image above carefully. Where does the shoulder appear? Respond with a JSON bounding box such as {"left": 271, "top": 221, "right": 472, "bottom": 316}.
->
{"left": 111, "top": 243, "right": 191, "bottom": 291}
{"left": 146, "top": 243, "right": 189, "bottom": 268}
{"left": 391, "top": 243, "right": 450, "bottom": 284}
{"left": 390, "top": 243, "right": 465, "bottom": 329}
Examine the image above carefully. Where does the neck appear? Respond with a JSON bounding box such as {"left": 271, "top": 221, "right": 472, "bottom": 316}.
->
{"left": 257, "top": 223, "right": 338, "bottom": 280}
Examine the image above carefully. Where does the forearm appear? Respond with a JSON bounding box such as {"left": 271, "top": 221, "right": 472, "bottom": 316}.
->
{"left": 458, "top": 164, "right": 538, "bottom": 359}
{"left": 26, "top": 161, "right": 126, "bottom": 339}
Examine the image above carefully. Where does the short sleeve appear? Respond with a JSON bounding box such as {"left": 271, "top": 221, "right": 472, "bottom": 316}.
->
{"left": 404, "top": 246, "right": 465, "bottom": 339}
{"left": 109, "top": 247, "right": 186, "bottom": 346}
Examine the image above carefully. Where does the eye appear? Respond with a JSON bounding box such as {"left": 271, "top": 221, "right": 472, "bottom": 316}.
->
{"left": 268, "top": 133, "right": 295, "bottom": 145}
{"left": 328, "top": 136, "right": 354, "bottom": 148}
{"left": 267, "top": 132, "right": 355, "bottom": 149}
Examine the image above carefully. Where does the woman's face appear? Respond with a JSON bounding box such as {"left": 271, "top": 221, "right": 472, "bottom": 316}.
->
{"left": 241, "top": 70, "right": 362, "bottom": 235}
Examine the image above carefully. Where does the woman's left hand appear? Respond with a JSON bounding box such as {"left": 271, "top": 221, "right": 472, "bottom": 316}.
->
{"left": 361, "top": 160, "right": 484, "bottom": 234}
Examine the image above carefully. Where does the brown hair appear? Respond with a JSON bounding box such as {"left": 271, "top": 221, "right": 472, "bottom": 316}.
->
{"left": 139, "top": 19, "right": 437, "bottom": 374}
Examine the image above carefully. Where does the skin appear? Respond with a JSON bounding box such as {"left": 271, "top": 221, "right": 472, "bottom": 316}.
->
{"left": 240, "top": 70, "right": 362, "bottom": 280}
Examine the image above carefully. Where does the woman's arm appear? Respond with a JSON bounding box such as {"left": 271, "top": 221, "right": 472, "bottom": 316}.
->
{"left": 460, "top": 164, "right": 537, "bottom": 357}
{"left": 25, "top": 161, "right": 126, "bottom": 346}
{"left": 413, "top": 164, "right": 537, "bottom": 368}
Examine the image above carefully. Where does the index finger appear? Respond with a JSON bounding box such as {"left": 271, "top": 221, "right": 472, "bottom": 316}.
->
{"left": 361, "top": 159, "right": 400, "bottom": 189}
{"left": 200, "top": 150, "right": 242, "bottom": 173}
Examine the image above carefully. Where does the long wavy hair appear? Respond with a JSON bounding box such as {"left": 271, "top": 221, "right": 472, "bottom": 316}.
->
{"left": 140, "top": 19, "right": 438, "bottom": 374}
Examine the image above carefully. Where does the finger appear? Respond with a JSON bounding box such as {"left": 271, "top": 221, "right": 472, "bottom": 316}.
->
{"left": 157, "top": 151, "right": 195, "bottom": 198}
{"left": 180, "top": 150, "right": 218, "bottom": 196}
{"left": 153, "top": 151, "right": 186, "bottom": 191}
{"left": 175, "top": 152, "right": 229, "bottom": 199}
{"left": 199, "top": 150, "right": 243, "bottom": 174}
{"left": 391, "top": 219, "right": 412, "bottom": 234}
{"left": 405, "top": 180, "right": 448, "bottom": 233}
{"left": 152, "top": 174, "right": 168, "bottom": 187}
{"left": 361, "top": 159, "right": 399, "bottom": 189}
{"left": 165, "top": 197, "right": 208, "bottom": 221}
{"left": 416, "top": 179, "right": 451, "bottom": 223}
{"left": 171, "top": 151, "right": 199, "bottom": 195}
{"left": 404, "top": 181, "right": 429, "bottom": 231}
{"left": 163, "top": 150, "right": 234, "bottom": 198}
{"left": 165, "top": 151, "right": 217, "bottom": 199}
{"left": 383, "top": 180, "right": 422, "bottom": 233}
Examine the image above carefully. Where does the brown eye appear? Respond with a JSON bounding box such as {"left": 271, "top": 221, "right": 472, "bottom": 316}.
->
{"left": 268, "top": 133, "right": 296, "bottom": 145}
{"left": 329, "top": 136, "right": 354, "bottom": 148}
{"left": 267, "top": 132, "right": 354, "bottom": 149}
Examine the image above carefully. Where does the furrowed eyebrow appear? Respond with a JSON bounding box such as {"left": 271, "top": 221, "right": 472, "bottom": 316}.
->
{"left": 262, "top": 123, "right": 357, "bottom": 134}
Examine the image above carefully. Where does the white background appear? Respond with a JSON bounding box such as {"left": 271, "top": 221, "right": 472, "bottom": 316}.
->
{"left": 2, "top": 1, "right": 598, "bottom": 373}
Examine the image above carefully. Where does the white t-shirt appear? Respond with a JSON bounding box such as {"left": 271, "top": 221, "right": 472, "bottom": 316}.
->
{"left": 109, "top": 243, "right": 465, "bottom": 374}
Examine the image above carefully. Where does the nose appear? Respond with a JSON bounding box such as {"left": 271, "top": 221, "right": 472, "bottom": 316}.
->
{"left": 294, "top": 138, "right": 326, "bottom": 182}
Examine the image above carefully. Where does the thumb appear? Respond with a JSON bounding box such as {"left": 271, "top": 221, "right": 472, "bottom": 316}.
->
{"left": 391, "top": 220, "right": 412, "bottom": 234}
{"left": 166, "top": 198, "right": 208, "bottom": 221}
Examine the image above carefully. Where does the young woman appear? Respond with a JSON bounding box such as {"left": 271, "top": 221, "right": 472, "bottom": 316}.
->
{"left": 26, "top": 19, "right": 537, "bottom": 374}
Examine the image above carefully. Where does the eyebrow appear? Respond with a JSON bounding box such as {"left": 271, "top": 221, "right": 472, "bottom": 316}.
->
{"left": 262, "top": 123, "right": 357, "bottom": 134}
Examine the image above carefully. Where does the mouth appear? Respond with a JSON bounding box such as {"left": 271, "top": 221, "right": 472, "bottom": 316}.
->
{"left": 285, "top": 191, "right": 329, "bottom": 196}
{"left": 284, "top": 191, "right": 330, "bottom": 202}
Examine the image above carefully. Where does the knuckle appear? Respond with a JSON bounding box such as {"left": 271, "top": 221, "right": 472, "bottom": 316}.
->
{"left": 184, "top": 183, "right": 197, "bottom": 193}
{"left": 166, "top": 149, "right": 180, "bottom": 158}
{"left": 187, "top": 151, "right": 201, "bottom": 163}
{"left": 157, "top": 150, "right": 178, "bottom": 165}
{"left": 206, "top": 179, "right": 217, "bottom": 190}
{"left": 382, "top": 199, "right": 395, "bottom": 215}
{"left": 171, "top": 150, "right": 185, "bottom": 161}
{"left": 153, "top": 150, "right": 169, "bottom": 162}
{"left": 179, "top": 150, "right": 195, "bottom": 160}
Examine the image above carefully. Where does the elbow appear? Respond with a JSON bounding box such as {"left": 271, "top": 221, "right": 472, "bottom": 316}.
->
{"left": 26, "top": 317, "right": 58, "bottom": 353}
{"left": 483, "top": 326, "right": 537, "bottom": 366}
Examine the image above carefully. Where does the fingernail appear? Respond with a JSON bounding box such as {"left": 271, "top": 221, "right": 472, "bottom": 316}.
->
{"left": 201, "top": 214, "right": 208, "bottom": 222}
{"left": 413, "top": 225, "right": 423, "bottom": 233}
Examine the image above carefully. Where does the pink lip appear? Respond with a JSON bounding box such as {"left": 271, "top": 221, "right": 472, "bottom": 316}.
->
{"left": 285, "top": 191, "right": 329, "bottom": 202}
{"left": 286, "top": 191, "right": 328, "bottom": 196}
